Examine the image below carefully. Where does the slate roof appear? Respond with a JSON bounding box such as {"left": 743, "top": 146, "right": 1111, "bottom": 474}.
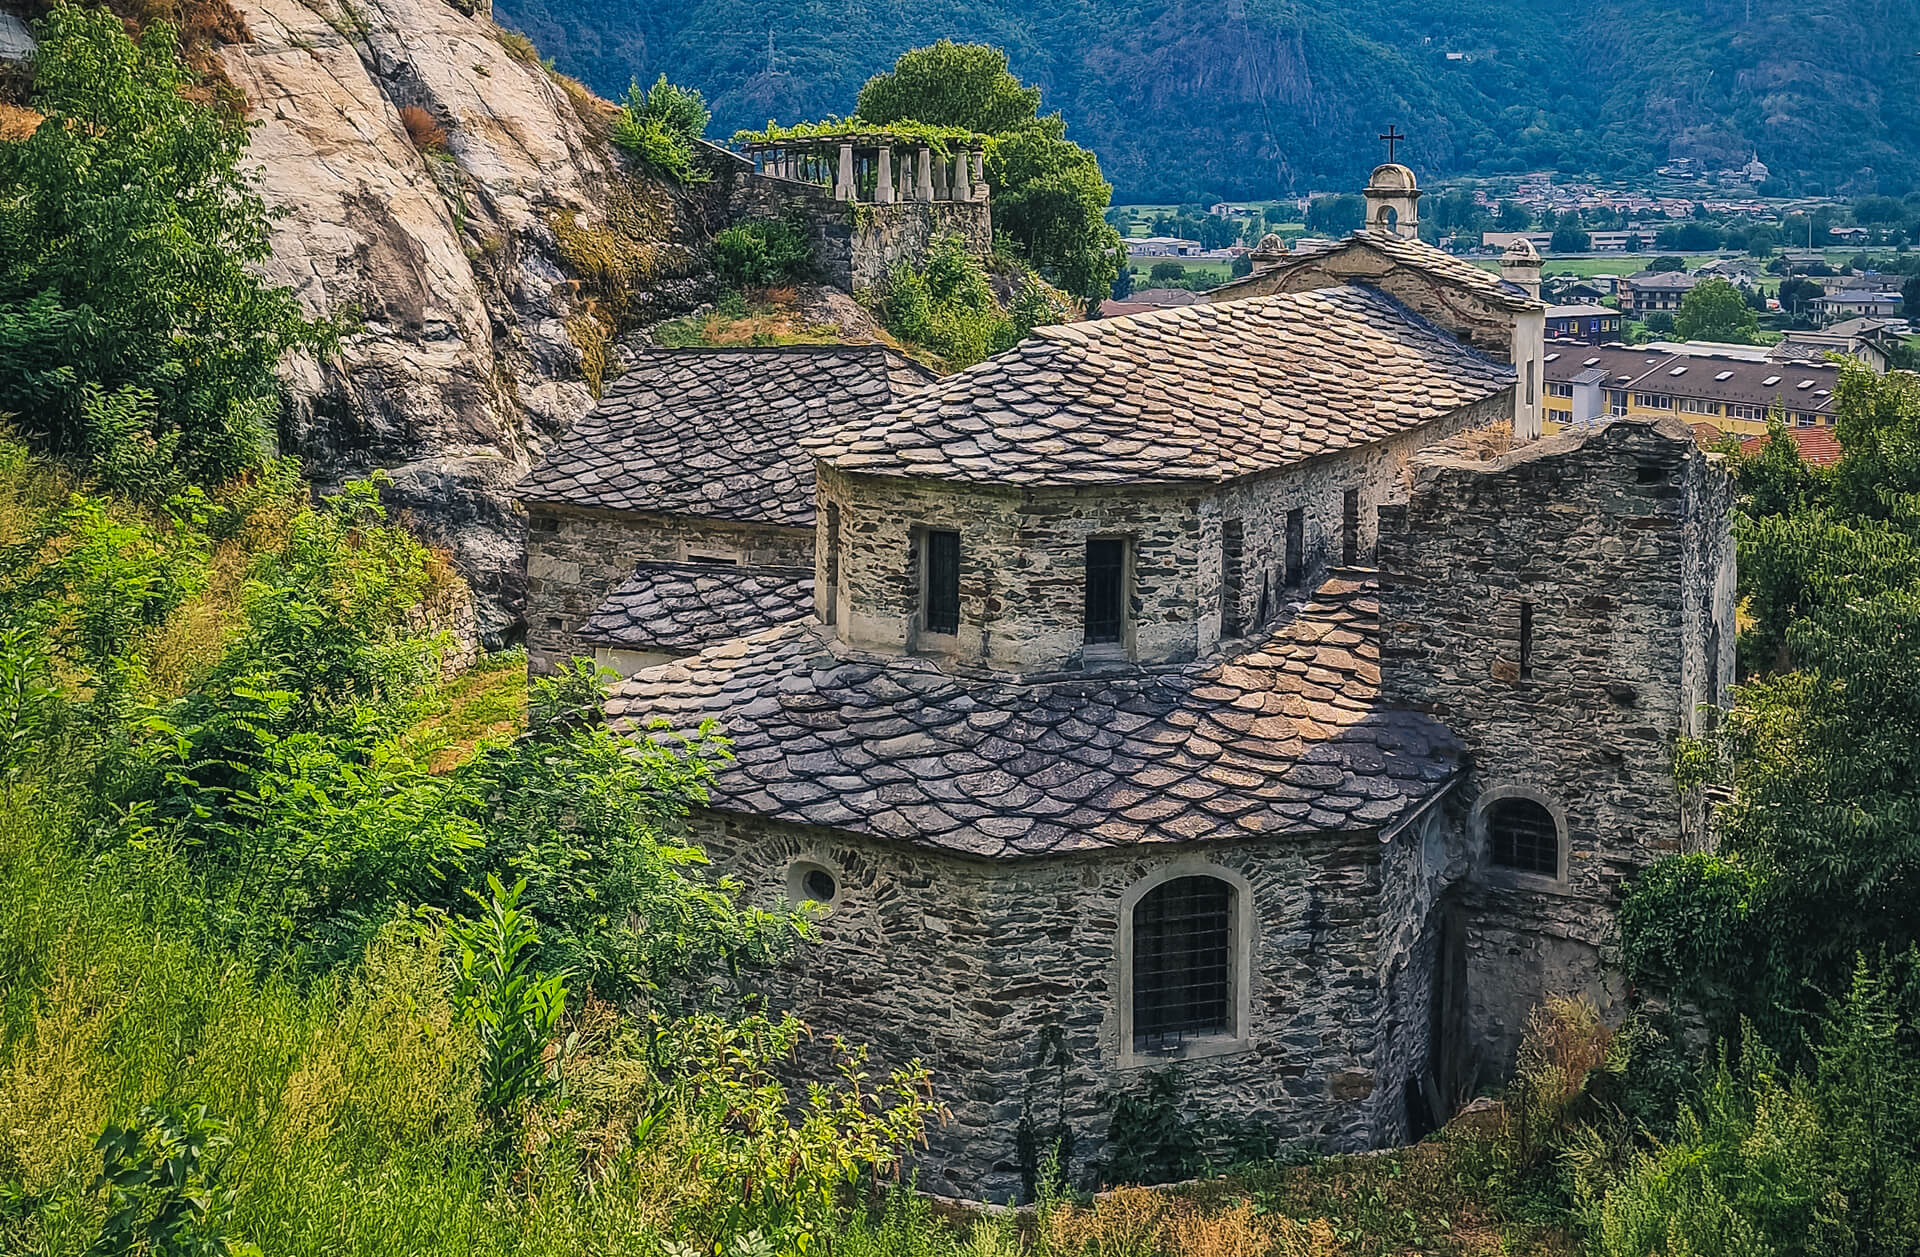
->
{"left": 803, "top": 286, "right": 1514, "bottom": 486}
{"left": 1344, "top": 229, "right": 1543, "bottom": 313}
{"left": 517, "top": 346, "right": 938, "bottom": 525}
{"left": 604, "top": 576, "right": 1463, "bottom": 858}
{"left": 577, "top": 560, "right": 815, "bottom": 654}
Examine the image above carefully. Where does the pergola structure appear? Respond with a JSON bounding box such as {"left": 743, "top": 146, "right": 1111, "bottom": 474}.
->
{"left": 740, "top": 132, "right": 990, "bottom": 205}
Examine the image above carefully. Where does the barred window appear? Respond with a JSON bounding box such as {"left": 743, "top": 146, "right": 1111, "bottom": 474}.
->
{"left": 924, "top": 530, "right": 960, "bottom": 636}
{"left": 1132, "top": 876, "right": 1233, "bottom": 1052}
{"left": 1488, "top": 797, "right": 1559, "bottom": 876}
{"left": 1085, "top": 538, "right": 1126, "bottom": 645}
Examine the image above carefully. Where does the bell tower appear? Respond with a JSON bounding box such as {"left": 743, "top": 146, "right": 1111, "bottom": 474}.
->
{"left": 1363, "top": 126, "right": 1420, "bottom": 239}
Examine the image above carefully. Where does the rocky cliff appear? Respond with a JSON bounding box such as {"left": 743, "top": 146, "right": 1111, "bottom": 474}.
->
{"left": 212, "top": 0, "right": 709, "bottom": 640}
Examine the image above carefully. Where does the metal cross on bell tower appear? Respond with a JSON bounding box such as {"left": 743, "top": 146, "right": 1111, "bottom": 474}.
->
{"left": 1378, "top": 125, "right": 1405, "bottom": 165}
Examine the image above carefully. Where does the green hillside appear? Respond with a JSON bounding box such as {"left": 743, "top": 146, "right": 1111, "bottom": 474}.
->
{"left": 492, "top": 0, "right": 1920, "bottom": 201}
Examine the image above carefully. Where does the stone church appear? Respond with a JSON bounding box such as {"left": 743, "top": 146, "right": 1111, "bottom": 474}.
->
{"left": 525, "top": 163, "right": 1736, "bottom": 1200}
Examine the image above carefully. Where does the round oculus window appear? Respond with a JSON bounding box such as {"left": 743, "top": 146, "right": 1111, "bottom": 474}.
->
{"left": 788, "top": 861, "right": 839, "bottom": 907}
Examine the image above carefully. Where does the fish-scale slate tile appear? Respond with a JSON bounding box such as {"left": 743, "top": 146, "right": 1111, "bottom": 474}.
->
{"left": 802, "top": 285, "right": 1514, "bottom": 486}
{"left": 575, "top": 560, "right": 815, "bottom": 653}
{"left": 604, "top": 575, "right": 1463, "bottom": 858}
{"left": 1346, "top": 228, "right": 1544, "bottom": 312}
{"left": 516, "top": 346, "right": 938, "bottom": 524}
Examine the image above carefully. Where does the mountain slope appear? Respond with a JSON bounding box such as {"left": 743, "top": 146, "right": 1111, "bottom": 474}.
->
{"left": 492, "top": 0, "right": 1920, "bottom": 200}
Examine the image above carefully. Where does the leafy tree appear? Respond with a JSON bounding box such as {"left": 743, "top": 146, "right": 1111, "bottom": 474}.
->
{"left": 1746, "top": 224, "right": 1779, "bottom": 257}
{"left": 1622, "top": 366, "right": 1920, "bottom": 1051}
{"left": 1903, "top": 273, "right": 1920, "bottom": 316}
{"left": 1648, "top": 255, "right": 1688, "bottom": 273}
{"left": 854, "top": 39, "right": 1041, "bottom": 136}
{"left": 1496, "top": 200, "right": 1533, "bottom": 231}
{"left": 0, "top": 7, "right": 327, "bottom": 494}
{"left": 1148, "top": 261, "right": 1186, "bottom": 283}
{"left": 1305, "top": 194, "right": 1365, "bottom": 235}
{"left": 1550, "top": 222, "right": 1591, "bottom": 253}
{"left": 1674, "top": 277, "right": 1761, "bottom": 343}
{"left": 856, "top": 43, "right": 1120, "bottom": 313}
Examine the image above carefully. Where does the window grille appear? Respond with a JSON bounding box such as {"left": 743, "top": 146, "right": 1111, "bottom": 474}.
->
{"left": 1220, "top": 520, "right": 1244, "bottom": 638}
{"left": 1284, "top": 509, "right": 1304, "bottom": 587}
{"left": 1132, "top": 876, "right": 1232, "bottom": 1052}
{"left": 1341, "top": 489, "right": 1360, "bottom": 566}
{"left": 1085, "top": 538, "right": 1126, "bottom": 644}
{"left": 824, "top": 503, "right": 840, "bottom": 625}
{"left": 925, "top": 530, "right": 960, "bottom": 635}
{"left": 1488, "top": 798, "right": 1558, "bottom": 875}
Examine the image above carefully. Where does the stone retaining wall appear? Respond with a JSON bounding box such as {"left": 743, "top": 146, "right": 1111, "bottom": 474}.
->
{"left": 726, "top": 173, "right": 992, "bottom": 293}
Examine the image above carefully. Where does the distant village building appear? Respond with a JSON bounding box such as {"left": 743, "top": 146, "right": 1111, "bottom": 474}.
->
{"left": 1543, "top": 343, "right": 1841, "bottom": 436}
{"left": 1814, "top": 290, "right": 1902, "bottom": 322}
{"left": 1620, "top": 270, "right": 1701, "bottom": 316}
{"left": 1742, "top": 155, "right": 1770, "bottom": 184}
{"left": 1127, "top": 236, "right": 1206, "bottom": 258}
{"left": 1544, "top": 304, "right": 1625, "bottom": 343}
{"left": 555, "top": 162, "right": 1735, "bottom": 1199}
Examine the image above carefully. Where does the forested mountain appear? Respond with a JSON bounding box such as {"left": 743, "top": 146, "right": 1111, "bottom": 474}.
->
{"left": 492, "top": 0, "right": 1920, "bottom": 201}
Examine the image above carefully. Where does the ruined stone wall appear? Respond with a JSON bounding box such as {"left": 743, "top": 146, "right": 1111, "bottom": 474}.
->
{"left": 818, "top": 398, "right": 1507, "bottom": 674}
{"left": 695, "top": 808, "right": 1459, "bottom": 1202}
{"left": 1374, "top": 417, "right": 1735, "bottom": 1069}
{"left": 523, "top": 504, "right": 812, "bottom": 672}
{"left": 727, "top": 174, "right": 992, "bottom": 293}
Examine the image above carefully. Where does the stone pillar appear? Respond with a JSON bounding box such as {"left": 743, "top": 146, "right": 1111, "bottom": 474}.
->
{"left": 915, "top": 146, "right": 934, "bottom": 202}
{"left": 971, "top": 148, "right": 987, "bottom": 200}
{"left": 951, "top": 148, "right": 971, "bottom": 201}
{"left": 834, "top": 142, "right": 855, "bottom": 200}
{"left": 932, "top": 150, "right": 950, "bottom": 200}
{"left": 875, "top": 146, "right": 895, "bottom": 204}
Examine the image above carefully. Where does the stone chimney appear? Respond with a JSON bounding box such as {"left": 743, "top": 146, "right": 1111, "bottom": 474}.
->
{"left": 1500, "top": 238, "right": 1543, "bottom": 301}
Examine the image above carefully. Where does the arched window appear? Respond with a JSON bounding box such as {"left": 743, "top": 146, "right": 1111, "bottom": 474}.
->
{"left": 1131, "top": 875, "right": 1233, "bottom": 1053}
{"left": 1487, "top": 797, "right": 1559, "bottom": 876}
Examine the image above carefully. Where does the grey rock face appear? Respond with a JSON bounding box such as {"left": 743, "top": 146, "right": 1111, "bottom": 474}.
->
{"left": 220, "top": 0, "right": 703, "bottom": 641}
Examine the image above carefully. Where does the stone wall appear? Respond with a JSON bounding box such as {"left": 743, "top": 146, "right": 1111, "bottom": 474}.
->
{"left": 1374, "top": 416, "right": 1735, "bottom": 1069}
{"left": 693, "top": 808, "right": 1468, "bottom": 1202}
{"left": 524, "top": 503, "right": 812, "bottom": 672}
{"left": 726, "top": 173, "right": 992, "bottom": 293}
{"left": 816, "top": 394, "right": 1508, "bottom": 675}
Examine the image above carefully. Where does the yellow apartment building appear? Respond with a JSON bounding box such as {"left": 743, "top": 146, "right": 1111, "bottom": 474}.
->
{"left": 1542, "top": 344, "right": 1839, "bottom": 438}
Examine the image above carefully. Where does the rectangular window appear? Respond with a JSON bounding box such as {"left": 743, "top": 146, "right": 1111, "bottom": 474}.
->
{"left": 824, "top": 503, "right": 840, "bottom": 625}
{"left": 1085, "top": 538, "right": 1126, "bottom": 645}
{"left": 924, "top": 529, "right": 960, "bottom": 636}
{"left": 1220, "top": 519, "right": 1244, "bottom": 638}
{"left": 1341, "top": 489, "right": 1360, "bottom": 567}
{"left": 1608, "top": 390, "right": 1628, "bottom": 417}
{"left": 1519, "top": 599, "right": 1534, "bottom": 681}
{"left": 1284, "top": 508, "right": 1304, "bottom": 588}
{"left": 1525, "top": 359, "right": 1536, "bottom": 406}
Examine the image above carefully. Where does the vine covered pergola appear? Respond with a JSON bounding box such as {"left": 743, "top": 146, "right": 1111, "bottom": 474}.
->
{"left": 735, "top": 126, "right": 990, "bottom": 205}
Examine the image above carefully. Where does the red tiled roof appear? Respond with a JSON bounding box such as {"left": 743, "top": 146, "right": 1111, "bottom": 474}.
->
{"left": 1739, "top": 426, "right": 1842, "bottom": 466}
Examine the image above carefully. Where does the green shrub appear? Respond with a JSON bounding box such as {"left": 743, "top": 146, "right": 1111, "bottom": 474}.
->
{"left": 873, "top": 233, "right": 1056, "bottom": 370}
{"left": 612, "top": 74, "right": 710, "bottom": 184}
{"left": 709, "top": 219, "right": 815, "bottom": 288}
